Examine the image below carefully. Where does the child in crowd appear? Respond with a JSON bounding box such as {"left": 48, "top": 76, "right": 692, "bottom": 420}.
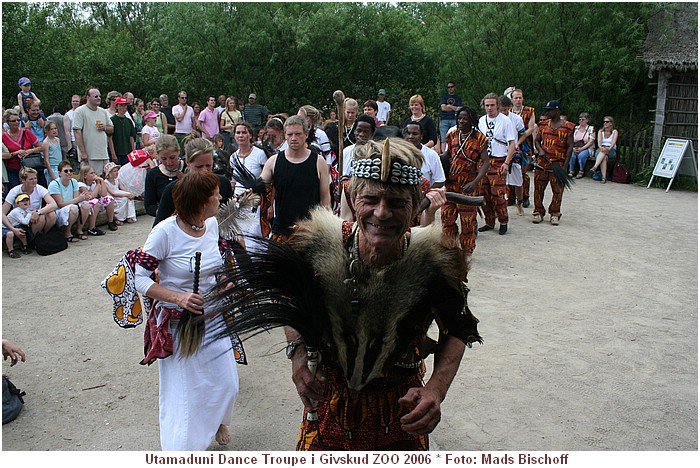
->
{"left": 42, "top": 121, "right": 62, "bottom": 183}
{"left": 16, "top": 77, "right": 39, "bottom": 120}
{"left": 77, "top": 165, "right": 117, "bottom": 234}
{"left": 3, "top": 192, "right": 33, "bottom": 258}
{"left": 103, "top": 162, "right": 136, "bottom": 224}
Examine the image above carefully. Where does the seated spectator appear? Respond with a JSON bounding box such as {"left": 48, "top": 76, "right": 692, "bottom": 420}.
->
{"left": 103, "top": 162, "right": 136, "bottom": 224}
{"left": 47, "top": 160, "right": 91, "bottom": 242}
{"left": 3, "top": 192, "right": 32, "bottom": 258}
{"left": 2, "top": 167, "right": 57, "bottom": 236}
{"left": 591, "top": 116, "right": 618, "bottom": 184}
{"left": 144, "top": 135, "right": 183, "bottom": 217}
{"left": 568, "top": 112, "right": 595, "bottom": 178}
{"left": 77, "top": 164, "right": 117, "bottom": 233}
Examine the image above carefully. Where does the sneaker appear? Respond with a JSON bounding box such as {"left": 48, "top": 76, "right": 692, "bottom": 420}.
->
{"left": 532, "top": 213, "right": 544, "bottom": 224}
{"left": 522, "top": 197, "right": 530, "bottom": 208}
{"left": 568, "top": 172, "right": 574, "bottom": 177}
{"left": 477, "top": 224, "right": 494, "bottom": 232}
{"left": 498, "top": 224, "right": 508, "bottom": 235}
{"left": 108, "top": 221, "right": 118, "bottom": 231}
{"left": 550, "top": 215, "right": 560, "bottom": 225}
{"left": 8, "top": 250, "right": 20, "bottom": 259}
{"left": 87, "top": 227, "right": 105, "bottom": 236}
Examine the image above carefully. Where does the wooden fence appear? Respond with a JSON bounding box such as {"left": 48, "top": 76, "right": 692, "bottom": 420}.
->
{"left": 615, "top": 127, "right": 655, "bottom": 176}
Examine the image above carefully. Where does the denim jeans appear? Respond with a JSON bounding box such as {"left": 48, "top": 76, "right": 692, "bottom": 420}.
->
{"left": 439, "top": 118, "right": 456, "bottom": 143}
{"left": 569, "top": 148, "right": 591, "bottom": 172}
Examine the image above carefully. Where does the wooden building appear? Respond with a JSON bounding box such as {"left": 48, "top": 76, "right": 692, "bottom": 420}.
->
{"left": 642, "top": 2, "right": 698, "bottom": 172}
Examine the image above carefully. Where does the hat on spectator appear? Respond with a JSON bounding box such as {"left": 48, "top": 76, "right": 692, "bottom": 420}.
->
{"left": 543, "top": 100, "right": 561, "bottom": 110}
{"left": 378, "top": 89, "right": 386, "bottom": 95}
{"left": 15, "top": 193, "right": 30, "bottom": 203}
{"left": 18, "top": 77, "right": 31, "bottom": 86}
{"left": 103, "top": 162, "right": 119, "bottom": 176}
{"left": 114, "top": 97, "right": 129, "bottom": 105}
{"left": 248, "top": 93, "right": 256, "bottom": 99}
{"left": 144, "top": 111, "right": 158, "bottom": 120}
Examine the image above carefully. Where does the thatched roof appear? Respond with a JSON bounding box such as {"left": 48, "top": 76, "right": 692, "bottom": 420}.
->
{"left": 643, "top": 3, "right": 698, "bottom": 72}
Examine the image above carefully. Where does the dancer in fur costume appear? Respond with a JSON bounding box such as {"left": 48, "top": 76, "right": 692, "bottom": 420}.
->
{"left": 207, "top": 138, "right": 482, "bottom": 450}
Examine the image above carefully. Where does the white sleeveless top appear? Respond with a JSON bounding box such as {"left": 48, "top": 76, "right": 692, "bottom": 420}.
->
{"left": 601, "top": 129, "right": 617, "bottom": 149}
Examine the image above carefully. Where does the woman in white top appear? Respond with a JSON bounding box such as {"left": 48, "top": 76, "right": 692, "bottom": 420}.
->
{"left": 568, "top": 112, "right": 595, "bottom": 179}
{"left": 229, "top": 122, "right": 268, "bottom": 250}
{"left": 135, "top": 171, "right": 238, "bottom": 451}
{"left": 591, "top": 116, "right": 619, "bottom": 184}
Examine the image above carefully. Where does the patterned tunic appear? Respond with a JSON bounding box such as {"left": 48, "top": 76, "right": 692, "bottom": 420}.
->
{"left": 537, "top": 119, "right": 575, "bottom": 166}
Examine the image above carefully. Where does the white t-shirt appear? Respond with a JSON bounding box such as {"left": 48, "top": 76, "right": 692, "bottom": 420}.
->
{"left": 312, "top": 128, "right": 332, "bottom": 156}
{"left": 172, "top": 104, "right": 195, "bottom": 134}
{"left": 73, "top": 104, "right": 113, "bottom": 160}
{"left": 478, "top": 113, "right": 517, "bottom": 157}
{"left": 65, "top": 109, "right": 76, "bottom": 142}
{"left": 230, "top": 146, "right": 268, "bottom": 197}
{"left": 376, "top": 101, "right": 391, "bottom": 123}
{"left": 5, "top": 184, "right": 50, "bottom": 211}
{"left": 135, "top": 216, "right": 221, "bottom": 310}
{"left": 342, "top": 144, "right": 357, "bottom": 177}
{"left": 141, "top": 125, "right": 160, "bottom": 144}
{"left": 7, "top": 206, "right": 32, "bottom": 227}
{"left": 419, "top": 144, "right": 446, "bottom": 186}
{"left": 505, "top": 112, "right": 525, "bottom": 133}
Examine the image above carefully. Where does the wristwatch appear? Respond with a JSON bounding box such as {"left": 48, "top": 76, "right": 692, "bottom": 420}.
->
{"left": 286, "top": 339, "right": 305, "bottom": 359}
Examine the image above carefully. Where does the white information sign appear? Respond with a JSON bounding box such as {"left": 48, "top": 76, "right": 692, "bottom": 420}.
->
{"left": 647, "top": 138, "right": 697, "bottom": 192}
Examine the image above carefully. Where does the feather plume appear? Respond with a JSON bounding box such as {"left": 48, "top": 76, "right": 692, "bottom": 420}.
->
{"left": 551, "top": 162, "right": 575, "bottom": 191}
{"left": 230, "top": 154, "right": 267, "bottom": 196}
{"left": 216, "top": 193, "right": 261, "bottom": 241}
{"left": 202, "top": 235, "right": 327, "bottom": 349}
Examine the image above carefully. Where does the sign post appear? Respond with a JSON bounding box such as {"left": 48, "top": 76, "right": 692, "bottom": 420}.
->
{"left": 647, "top": 138, "right": 697, "bottom": 192}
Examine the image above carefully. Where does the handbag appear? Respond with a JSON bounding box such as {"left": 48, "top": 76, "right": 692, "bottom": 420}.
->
{"left": 612, "top": 162, "right": 630, "bottom": 183}
{"left": 18, "top": 130, "right": 46, "bottom": 170}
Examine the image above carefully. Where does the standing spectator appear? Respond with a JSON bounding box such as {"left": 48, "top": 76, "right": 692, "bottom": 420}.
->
{"left": 159, "top": 94, "right": 176, "bottom": 134}
{"left": 197, "top": 96, "right": 220, "bottom": 140}
{"left": 568, "top": 113, "right": 596, "bottom": 179}
{"left": 47, "top": 107, "right": 70, "bottom": 157}
{"left": 104, "top": 91, "right": 121, "bottom": 117}
{"left": 64, "top": 94, "right": 81, "bottom": 156}
{"left": 219, "top": 97, "right": 242, "bottom": 148}
{"left": 532, "top": 100, "right": 574, "bottom": 225}
{"left": 439, "top": 81, "right": 462, "bottom": 152}
{"left": 376, "top": 89, "right": 392, "bottom": 125}
{"left": 216, "top": 94, "right": 227, "bottom": 115}
{"left": 132, "top": 98, "right": 146, "bottom": 148}
{"left": 362, "top": 100, "right": 379, "bottom": 126}
{"left": 144, "top": 135, "right": 183, "bottom": 217}
{"left": 47, "top": 161, "right": 91, "bottom": 242}
{"left": 3, "top": 109, "right": 42, "bottom": 189}
{"left": 73, "top": 87, "right": 114, "bottom": 174}
{"left": 41, "top": 120, "right": 62, "bottom": 183}
{"left": 324, "top": 98, "right": 359, "bottom": 164}
{"left": 403, "top": 121, "right": 446, "bottom": 188}
{"left": 260, "top": 115, "right": 331, "bottom": 242}
{"left": 141, "top": 112, "right": 161, "bottom": 149}
{"left": 3, "top": 167, "right": 57, "bottom": 237}
{"left": 22, "top": 99, "right": 47, "bottom": 143}
{"left": 109, "top": 97, "right": 137, "bottom": 166}
{"left": 243, "top": 93, "right": 269, "bottom": 136}
{"left": 477, "top": 93, "right": 516, "bottom": 235}
{"left": 149, "top": 99, "right": 168, "bottom": 136}
{"left": 192, "top": 102, "right": 202, "bottom": 123}
{"left": 402, "top": 94, "right": 438, "bottom": 149}
{"left": 324, "top": 110, "right": 337, "bottom": 126}
{"left": 590, "top": 116, "right": 619, "bottom": 184}
{"left": 172, "top": 91, "right": 196, "bottom": 157}
{"left": 16, "top": 77, "right": 38, "bottom": 120}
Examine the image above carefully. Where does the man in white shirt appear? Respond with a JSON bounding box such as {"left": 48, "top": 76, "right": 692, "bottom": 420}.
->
{"left": 403, "top": 122, "right": 446, "bottom": 188}
{"left": 376, "top": 89, "right": 392, "bottom": 125}
{"left": 172, "top": 90, "right": 196, "bottom": 156}
{"left": 477, "top": 93, "right": 516, "bottom": 235}
{"left": 63, "top": 94, "right": 81, "bottom": 154}
{"left": 73, "top": 87, "right": 114, "bottom": 174}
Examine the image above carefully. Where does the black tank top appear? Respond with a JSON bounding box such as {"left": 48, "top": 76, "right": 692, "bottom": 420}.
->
{"left": 272, "top": 150, "right": 321, "bottom": 235}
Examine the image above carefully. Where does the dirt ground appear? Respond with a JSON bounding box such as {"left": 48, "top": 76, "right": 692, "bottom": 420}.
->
{"left": 1, "top": 176, "right": 697, "bottom": 457}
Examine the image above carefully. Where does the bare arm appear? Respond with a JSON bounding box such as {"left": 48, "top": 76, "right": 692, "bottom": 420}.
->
{"left": 317, "top": 155, "right": 331, "bottom": 208}
{"left": 419, "top": 187, "right": 446, "bottom": 226}
{"left": 74, "top": 129, "right": 88, "bottom": 161}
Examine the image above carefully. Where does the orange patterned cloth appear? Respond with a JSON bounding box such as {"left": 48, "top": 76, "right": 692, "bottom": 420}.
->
{"left": 296, "top": 365, "right": 428, "bottom": 451}
{"left": 537, "top": 119, "right": 574, "bottom": 166}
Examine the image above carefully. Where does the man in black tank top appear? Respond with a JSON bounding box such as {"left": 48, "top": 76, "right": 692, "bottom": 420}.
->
{"left": 260, "top": 115, "right": 331, "bottom": 241}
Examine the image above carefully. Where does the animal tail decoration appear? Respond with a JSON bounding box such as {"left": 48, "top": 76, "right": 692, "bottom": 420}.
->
{"left": 229, "top": 154, "right": 266, "bottom": 196}
{"left": 177, "top": 251, "right": 205, "bottom": 357}
{"left": 551, "top": 162, "right": 575, "bottom": 191}
{"left": 203, "top": 235, "right": 327, "bottom": 353}
{"left": 216, "top": 191, "right": 261, "bottom": 241}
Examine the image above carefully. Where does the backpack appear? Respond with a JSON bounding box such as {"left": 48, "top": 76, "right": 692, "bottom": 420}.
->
{"left": 612, "top": 162, "right": 630, "bottom": 184}
{"left": 33, "top": 224, "right": 68, "bottom": 255}
{"left": 2, "top": 376, "right": 25, "bottom": 425}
